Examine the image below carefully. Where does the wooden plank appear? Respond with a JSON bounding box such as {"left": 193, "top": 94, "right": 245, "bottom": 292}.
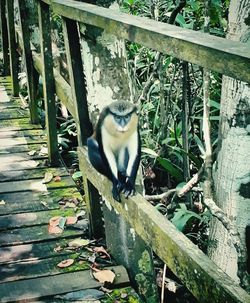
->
{"left": 0, "top": 265, "right": 129, "bottom": 303}
{"left": 38, "top": 1, "right": 59, "bottom": 165}
{"left": 0, "top": 108, "right": 29, "bottom": 119}
{"left": 0, "top": 143, "right": 45, "bottom": 153}
{"left": 0, "top": 225, "right": 84, "bottom": 247}
{"left": 0, "top": 176, "right": 76, "bottom": 193}
{"left": 0, "top": 117, "right": 42, "bottom": 131}
{"left": 62, "top": 17, "right": 92, "bottom": 146}
{"left": 0, "top": 99, "right": 23, "bottom": 109}
{"left": 0, "top": 0, "right": 10, "bottom": 75}
{"left": 0, "top": 136, "right": 46, "bottom": 148}
{"left": 0, "top": 167, "right": 68, "bottom": 182}
{"left": 78, "top": 147, "right": 250, "bottom": 303}
{"left": 0, "top": 187, "right": 82, "bottom": 215}
{"left": 0, "top": 159, "right": 47, "bottom": 172}
{"left": 0, "top": 151, "right": 47, "bottom": 164}
{"left": 0, "top": 253, "right": 89, "bottom": 284}
{"left": 0, "top": 239, "right": 74, "bottom": 264}
{"left": 52, "top": 0, "right": 250, "bottom": 84}
{"left": 0, "top": 129, "right": 45, "bottom": 138}
{"left": 0, "top": 208, "right": 83, "bottom": 230}
{"left": 6, "top": 0, "right": 19, "bottom": 96}
{"left": 17, "top": 0, "right": 40, "bottom": 123}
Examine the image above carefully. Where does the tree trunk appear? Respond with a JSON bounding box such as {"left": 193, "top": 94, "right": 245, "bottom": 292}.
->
{"left": 208, "top": 0, "right": 250, "bottom": 290}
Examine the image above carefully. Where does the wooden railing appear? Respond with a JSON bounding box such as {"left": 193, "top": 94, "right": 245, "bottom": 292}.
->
{"left": 1, "top": 0, "right": 250, "bottom": 302}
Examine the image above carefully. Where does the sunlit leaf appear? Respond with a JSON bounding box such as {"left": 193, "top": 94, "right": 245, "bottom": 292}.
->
{"left": 57, "top": 258, "right": 74, "bottom": 268}
{"left": 42, "top": 172, "right": 53, "bottom": 184}
{"left": 93, "top": 269, "right": 115, "bottom": 284}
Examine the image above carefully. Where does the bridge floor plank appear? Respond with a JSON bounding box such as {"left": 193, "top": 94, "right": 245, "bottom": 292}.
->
{"left": 0, "top": 77, "right": 130, "bottom": 302}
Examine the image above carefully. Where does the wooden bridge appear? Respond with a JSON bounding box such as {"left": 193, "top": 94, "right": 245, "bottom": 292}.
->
{"left": 0, "top": 0, "right": 250, "bottom": 302}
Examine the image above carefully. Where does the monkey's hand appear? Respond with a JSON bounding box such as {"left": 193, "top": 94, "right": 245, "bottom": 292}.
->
{"left": 122, "top": 176, "right": 135, "bottom": 198}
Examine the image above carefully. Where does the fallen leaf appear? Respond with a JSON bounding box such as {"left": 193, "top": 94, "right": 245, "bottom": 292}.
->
{"left": 27, "top": 150, "right": 36, "bottom": 156}
{"left": 0, "top": 200, "right": 6, "bottom": 205}
{"left": 42, "top": 172, "right": 53, "bottom": 184}
{"left": 57, "top": 258, "right": 74, "bottom": 268}
{"left": 66, "top": 216, "right": 78, "bottom": 225}
{"left": 93, "top": 269, "right": 115, "bottom": 284}
{"left": 54, "top": 245, "right": 63, "bottom": 252}
{"left": 65, "top": 202, "right": 77, "bottom": 208}
{"left": 40, "top": 201, "right": 48, "bottom": 208}
{"left": 68, "top": 238, "right": 90, "bottom": 248}
{"left": 54, "top": 175, "right": 61, "bottom": 182}
{"left": 49, "top": 216, "right": 61, "bottom": 227}
{"left": 39, "top": 146, "right": 48, "bottom": 156}
{"left": 93, "top": 246, "right": 110, "bottom": 259}
{"left": 48, "top": 225, "right": 63, "bottom": 234}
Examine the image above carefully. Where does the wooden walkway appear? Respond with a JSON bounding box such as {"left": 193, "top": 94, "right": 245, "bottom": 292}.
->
{"left": 0, "top": 77, "right": 130, "bottom": 302}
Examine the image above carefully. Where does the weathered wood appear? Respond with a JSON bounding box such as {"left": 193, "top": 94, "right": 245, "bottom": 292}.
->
{"left": 0, "top": 225, "right": 83, "bottom": 247}
{"left": 103, "top": 203, "right": 159, "bottom": 302}
{"left": 78, "top": 147, "right": 250, "bottom": 303}
{"left": 0, "top": 159, "right": 47, "bottom": 171}
{"left": 0, "top": 253, "right": 90, "bottom": 283}
{"left": 0, "top": 166, "right": 67, "bottom": 182}
{"left": 62, "top": 17, "right": 92, "bottom": 146}
{"left": 0, "top": 187, "right": 82, "bottom": 215}
{"left": 0, "top": 239, "right": 71, "bottom": 264}
{"left": 0, "top": 0, "right": 10, "bottom": 75}
{"left": 0, "top": 117, "right": 42, "bottom": 131}
{"left": 0, "top": 209, "right": 81, "bottom": 230}
{"left": 82, "top": 177, "right": 104, "bottom": 239}
{"left": 0, "top": 176, "right": 76, "bottom": 193}
{"left": 0, "top": 108, "right": 29, "bottom": 119}
{"left": 38, "top": 1, "right": 59, "bottom": 165}
{"left": 17, "top": 0, "right": 40, "bottom": 123}
{"left": 52, "top": 0, "right": 250, "bottom": 84}
{"left": 5, "top": 0, "right": 19, "bottom": 96}
{"left": 0, "top": 143, "right": 45, "bottom": 153}
{"left": 0, "top": 129, "right": 45, "bottom": 138}
{"left": 0, "top": 265, "right": 129, "bottom": 303}
{"left": 31, "top": 50, "right": 76, "bottom": 118}
{"left": 0, "top": 136, "right": 46, "bottom": 148}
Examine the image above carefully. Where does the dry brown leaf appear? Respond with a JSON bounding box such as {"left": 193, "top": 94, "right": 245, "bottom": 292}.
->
{"left": 54, "top": 175, "right": 61, "bottom": 182}
{"left": 93, "top": 246, "right": 110, "bottom": 259}
{"left": 57, "top": 258, "right": 74, "bottom": 268}
{"left": 93, "top": 270, "right": 115, "bottom": 284}
{"left": 42, "top": 172, "right": 53, "bottom": 184}
{"left": 66, "top": 216, "right": 78, "bottom": 225}
{"left": 49, "top": 216, "right": 61, "bottom": 227}
{"left": 48, "top": 225, "right": 63, "bottom": 234}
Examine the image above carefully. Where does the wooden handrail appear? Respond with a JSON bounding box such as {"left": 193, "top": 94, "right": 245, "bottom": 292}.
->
{"left": 50, "top": 0, "right": 250, "bottom": 83}
{"left": 78, "top": 147, "right": 250, "bottom": 303}
{"left": 2, "top": 0, "right": 249, "bottom": 301}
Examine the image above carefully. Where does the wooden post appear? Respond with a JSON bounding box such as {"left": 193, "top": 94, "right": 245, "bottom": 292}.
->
{"left": 0, "top": 0, "right": 9, "bottom": 75}
{"left": 38, "top": 1, "right": 59, "bottom": 166}
{"left": 62, "top": 17, "right": 92, "bottom": 146}
{"left": 82, "top": 176, "right": 104, "bottom": 239}
{"left": 17, "top": 0, "right": 39, "bottom": 124}
{"left": 6, "top": 0, "right": 19, "bottom": 96}
{"left": 102, "top": 201, "right": 159, "bottom": 303}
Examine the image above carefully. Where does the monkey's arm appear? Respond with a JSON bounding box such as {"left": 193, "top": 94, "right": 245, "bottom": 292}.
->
{"left": 123, "top": 131, "right": 141, "bottom": 198}
{"left": 87, "top": 137, "right": 111, "bottom": 178}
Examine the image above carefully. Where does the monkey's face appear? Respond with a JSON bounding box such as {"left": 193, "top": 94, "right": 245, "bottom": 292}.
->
{"left": 104, "top": 112, "right": 138, "bottom": 137}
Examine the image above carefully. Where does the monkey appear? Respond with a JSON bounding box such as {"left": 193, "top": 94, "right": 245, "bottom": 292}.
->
{"left": 87, "top": 101, "right": 141, "bottom": 202}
